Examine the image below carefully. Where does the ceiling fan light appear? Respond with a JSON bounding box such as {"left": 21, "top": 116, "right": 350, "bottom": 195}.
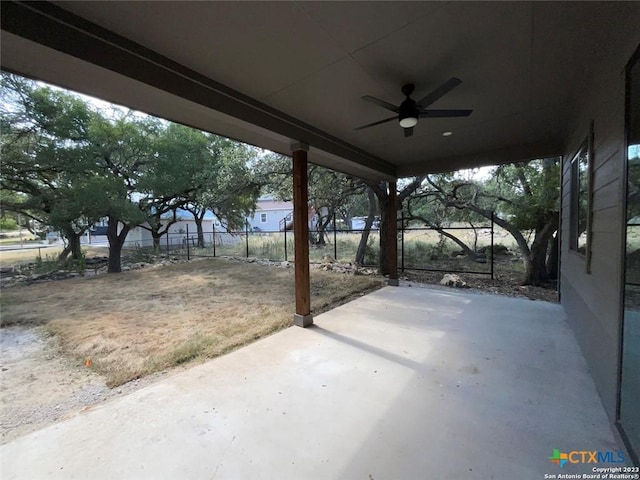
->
{"left": 399, "top": 116, "right": 418, "bottom": 128}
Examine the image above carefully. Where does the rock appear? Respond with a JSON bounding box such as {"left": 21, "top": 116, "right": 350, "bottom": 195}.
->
{"left": 84, "top": 256, "right": 108, "bottom": 266}
{"left": 322, "top": 255, "right": 336, "bottom": 264}
{"left": 440, "top": 273, "right": 468, "bottom": 288}
{"left": 480, "top": 244, "right": 509, "bottom": 255}
{"left": 280, "top": 261, "right": 291, "bottom": 268}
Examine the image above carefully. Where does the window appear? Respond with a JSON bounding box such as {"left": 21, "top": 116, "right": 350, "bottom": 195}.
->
{"left": 569, "top": 124, "right": 593, "bottom": 263}
{"left": 620, "top": 47, "right": 640, "bottom": 461}
{"left": 260, "top": 213, "right": 267, "bottom": 223}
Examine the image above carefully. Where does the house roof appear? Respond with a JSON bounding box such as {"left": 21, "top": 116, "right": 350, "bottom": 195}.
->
{"left": 172, "top": 209, "right": 216, "bottom": 221}
{"left": 2, "top": 1, "right": 639, "bottom": 180}
{"left": 255, "top": 199, "right": 293, "bottom": 212}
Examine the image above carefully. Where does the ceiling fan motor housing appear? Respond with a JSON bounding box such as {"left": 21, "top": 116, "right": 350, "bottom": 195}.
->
{"left": 399, "top": 98, "right": 419, "bottom": 127}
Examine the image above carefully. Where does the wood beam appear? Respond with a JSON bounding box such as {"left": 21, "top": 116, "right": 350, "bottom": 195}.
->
{"left": 387, "top": 181, "right": 399, "bottom": 286}
{"left": 292, "top": 144, "right": 313, "bottom": 327}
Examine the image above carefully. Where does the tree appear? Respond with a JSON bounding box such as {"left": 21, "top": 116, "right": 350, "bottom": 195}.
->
{"left": 404, "top": 182, "right": 486, "bottom": 261}
{"left": 178, "top": 134, "right": 259, "bottom": 247}
{"left": 136, "top": 123, "right": 202, "bottom": 250}
{"left": 415, "top": 159, "right": 560, "bottom": 285}
{"left": 85, "top": 113, "right": 160, "bottom": 272}
{"left": 2, "top": 72, "right": 260, "bottom": 272}
{"left": 256, "top": 153, "right": 367, "bottom": 246}
{"left": 364, "top": 177, "right": 425, "bottom": 274}
{"left": 353, "top": 186, "right": 377, "bottom": 265}
{"left": 0, "top": 73, "right": 97, "bottom": 260}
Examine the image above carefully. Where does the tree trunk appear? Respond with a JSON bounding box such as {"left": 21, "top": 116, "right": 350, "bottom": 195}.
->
{"left": 315, "top": 211, "right": 332, "bottom": 246}
{"left": 547, "top": 231, "right": 559, "bottom": 280}
{"left": 460, "top": 203, "right": 534, "bottom": 279}
{"left": 106, "top": 216, "right": 130, "bottom": 273}
{"left": 523, "top": 215, "right": 558, "bottom": 286}
{"left": 150, "top": 211, "right": 164, "bottom": 253}
{"left": 355, "top": 187, "right": 377, "bottom": 265}
{"left": 145, "top": 210, "right": 177, "bottom": 253}
{"left": 195, "top": 211, "right": 205, "bottom": 248}
{"left": 436, "top": 228, "right": 478, "bottom": 259}
{"left": 365, "top": 177, "right": 425, "bottom": 275}
{"left": 525, "top": 233, "right": 548, "bottom": 286}
{"left": 58, "top": 225, "right": 82, "bottom": 261}
{"left": 152, "top": 232, "right": 162, "bottom": 252}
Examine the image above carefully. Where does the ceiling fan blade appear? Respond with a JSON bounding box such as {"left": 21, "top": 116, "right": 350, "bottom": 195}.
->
{"left": 354, "top": 116, "right": 397, "bottom": 130}
{"left": 361, "top": 95, "right": 400, "bottom": 113}
{"left": 419, "top": 109, "right": 473, "bottom": 118}
{"left": 404, "top": 127, "right": 414, "bottom": 138}
{"left": 416, "top": 77, "right": 462, "bottom": 108}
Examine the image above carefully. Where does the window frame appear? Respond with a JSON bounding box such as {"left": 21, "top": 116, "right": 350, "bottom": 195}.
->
{"left": 260, "top": 213, "right": 268, "bottom": 223}
{"left": 568, "top": 121, "right": 594, "bottom": 273}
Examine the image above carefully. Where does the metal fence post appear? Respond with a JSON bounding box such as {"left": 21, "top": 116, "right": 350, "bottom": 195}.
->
{"left": 401, "top": 209, "right": 405, "bottom": 273}
{"left": 490, "top": 211, "right": 495, "bottom": 280}
{"left": 284, "top": 217, "right": 288, "bottom": 262}
{"left": 186, "top": 224, "right": 190, "bottom": 260}
{"left": 333, "top": 211, "right": 337, "bottom": 261}
{"left": 245, "top": 222, "right": 249, "bottom": 258}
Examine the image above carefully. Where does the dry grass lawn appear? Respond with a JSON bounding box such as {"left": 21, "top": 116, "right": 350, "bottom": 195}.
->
{"left": 0, "top": 258, "right": 382, "bottom": 387}
{"left": 0, "top": 246, "right": 108, "bottom": 266}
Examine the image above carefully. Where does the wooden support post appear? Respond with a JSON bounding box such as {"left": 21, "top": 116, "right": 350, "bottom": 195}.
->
{"left": 292, "top": 143, "right": 313, "bottom": 327}
{"left": 387, "top": 181, "right": 399, "bottom": 286}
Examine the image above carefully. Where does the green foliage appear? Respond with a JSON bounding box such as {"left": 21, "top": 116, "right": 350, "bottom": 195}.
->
{"left": 1, "top": 72, "right": 262, "bottom": 269}
{"left": 31, "top": 251, "right": 86, "bottom": 275}
{"left": 1, "top": 73, "right": 98, "bottom": 241}
{"left": 0, "top": 216, "right": 18, "bottom": 231}
{"left": 406, "top": 159, "right": 561, "bottom": 284}
{"left": 489, "top": 159, "right": 560, "bottom": 231}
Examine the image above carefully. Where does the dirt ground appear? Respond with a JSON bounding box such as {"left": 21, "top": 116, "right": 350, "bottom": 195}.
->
{"left": 402, "top": 259, "right": 559, "bottom": 303}
{"left": 0, "top": 325, "right": 178, "bottom": 444}
{"left": 0, "top": 256, "right": 557, "bottom": 445}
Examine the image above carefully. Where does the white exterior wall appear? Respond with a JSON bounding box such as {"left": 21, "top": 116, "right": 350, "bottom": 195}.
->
{"left": 246, "top": 208, "right": 291, "bottom": 232}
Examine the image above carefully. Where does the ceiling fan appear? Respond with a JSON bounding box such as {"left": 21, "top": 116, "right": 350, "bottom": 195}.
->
{"left": 355, "top": 77, "right": 472, "bottom": 138}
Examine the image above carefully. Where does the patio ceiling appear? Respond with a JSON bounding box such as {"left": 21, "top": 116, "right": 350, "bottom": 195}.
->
{"left": 1, "top": 1, "right": 639, "bottom": 180}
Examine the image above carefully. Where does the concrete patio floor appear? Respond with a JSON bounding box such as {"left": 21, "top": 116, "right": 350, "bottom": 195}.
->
{"left": 0, "top": 285, "right": 624, "bottom": 479}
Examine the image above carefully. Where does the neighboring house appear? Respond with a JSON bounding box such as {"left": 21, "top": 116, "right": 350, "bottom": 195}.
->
{"left": 245, "top": 197, "right": 293, "bottom": 232}
{"left": 350, "top": 216, "right": 380, "bottom": 231}
{"left": 81, "top": 209, "right": 233, "bottom": 248}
